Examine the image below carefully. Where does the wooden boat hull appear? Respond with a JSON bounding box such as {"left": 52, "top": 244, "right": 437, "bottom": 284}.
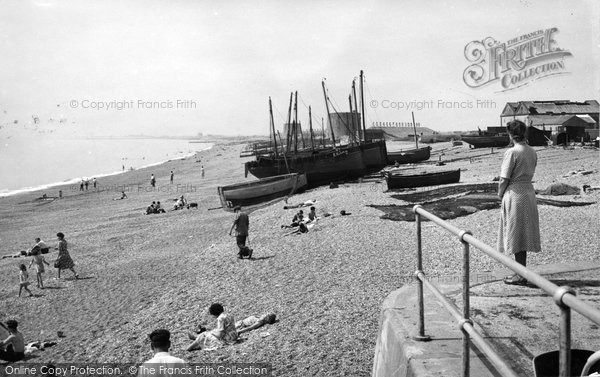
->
{"left": 387, "top": 146, "right": 431, "bottom": 164}
{"left": 246, "top": 148, "right": 367, "bottom": 187}
{"left": 386, "top": 169, "right": 460, "bottom": 189}
{"left": 218, "top": 173, "right": 307, "bottom": 209}
{"left": 360, "top": 140, "right": 388, "bottom": 170}
{"left": 461, "top": 135, "right": 509, "bottom": 148}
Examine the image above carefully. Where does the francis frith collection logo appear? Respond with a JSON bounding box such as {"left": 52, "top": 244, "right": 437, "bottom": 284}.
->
{"left": 463, "top": 27, "right": 572, "bottom": 92}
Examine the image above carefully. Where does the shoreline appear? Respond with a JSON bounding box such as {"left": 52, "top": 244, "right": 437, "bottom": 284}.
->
{"left": 0, "top": 142, "right": 214, "bottom": 198}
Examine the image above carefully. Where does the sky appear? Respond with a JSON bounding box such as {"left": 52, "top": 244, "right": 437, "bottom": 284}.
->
{"left": 0, "top": 0, "right": 598, "bottom": 137}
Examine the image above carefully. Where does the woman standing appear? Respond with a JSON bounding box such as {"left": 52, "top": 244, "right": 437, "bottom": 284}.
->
{"left": 55, "top": 232, "right": 79, "bottom": 279}
{"left": 497, "top": 120, "right": 541, "bottom": 285}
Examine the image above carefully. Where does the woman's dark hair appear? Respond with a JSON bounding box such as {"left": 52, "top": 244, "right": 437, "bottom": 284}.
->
{"left": 506, "top": 120, "right": 527, "bottom": 142}
{"left": 208, "top": 303, "right": 224, "bottom": 317}
{"left": 56, "top": 232, "right": 65, "bottom": 239}
{"left": 19, "top": 264, "right": 26, "bottom": 271}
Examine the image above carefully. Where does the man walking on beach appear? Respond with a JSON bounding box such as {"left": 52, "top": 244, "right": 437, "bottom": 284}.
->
{"left": 150, "top": 174, "right": 156, "bottom": 188}
{"left": 93, "top": 178, "right": 97, "bottom": 189}
{"left": 201, "top": 165, "right": 205, "bottom": 178}
{"left": 138, "top": 329, "right": 186, "bottom": 376}
{"left": 170, "top": 170, "right": 174, "bottom": 184}
{"left": 229, "top": 206, "right": 249, "bottom": 258}
{"left": 85, "top": 179, "right": 89, "bottom": 191}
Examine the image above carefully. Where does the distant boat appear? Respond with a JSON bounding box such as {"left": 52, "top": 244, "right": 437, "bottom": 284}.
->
{"left": 461, "top": 135, "right": 509, "bottom": 148}
{"left": 386, "top": 168, "right": 460, "bottom": 189}
{"left": 387, "top": 146, "right": 431, "bottom": 165}
{"left": 218, "top": 173, "right": 307, "bottom": 210}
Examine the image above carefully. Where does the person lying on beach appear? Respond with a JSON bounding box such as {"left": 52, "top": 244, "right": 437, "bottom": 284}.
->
{"left": 34, "top": 238, "right": 50, "bottom": 254}
{"left": 235, "top": 313, "right": 277, "bottom": 335}
{"left": 0, "top": 320, "right": 26, "bottom": 362}
{"left": 283, "top": 199, "right": 317, "bottom": 210}
{"left": 186, "top": 303, "right": 238, "bottom": 351}
{"left": 283, "top": 222, "right": 310, "bottom": 236}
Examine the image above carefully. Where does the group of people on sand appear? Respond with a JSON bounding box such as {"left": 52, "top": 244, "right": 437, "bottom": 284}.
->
{"left": 12, "top": 232, "right": 79, "bottom": 297}
{"left": 146, "top": 201, "right": 166, "bottom": 215}
{"left": 79, "top": 178, "right": 97, "bottom": 191}
{"left": 134, "top": 303, "right": 276, "bottom": 372}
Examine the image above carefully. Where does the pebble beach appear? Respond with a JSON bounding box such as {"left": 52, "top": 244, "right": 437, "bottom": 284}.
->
{"left": 0, "top": 140, "right": 598, "bottom": 376}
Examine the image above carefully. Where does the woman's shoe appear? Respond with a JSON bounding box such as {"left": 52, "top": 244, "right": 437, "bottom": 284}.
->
{"left": 503, "top": 274, "right": 528, "bottom": 286}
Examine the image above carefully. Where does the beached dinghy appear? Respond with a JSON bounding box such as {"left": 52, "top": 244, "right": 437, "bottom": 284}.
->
{"left": 386, "top": 146, "right": 431, "bottom": 164}
{"left": 386, "top": 168, "right": 460, "bottom": 189}
{"left": 218, "top": 173, "right": 307, "bottom": 209}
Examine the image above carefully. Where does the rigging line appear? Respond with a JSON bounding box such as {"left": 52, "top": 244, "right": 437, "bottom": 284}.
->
{"left": 272, "top": 102, "right": 288, "bottom": 124}
{"left": 363, "top": 77, "right": 380, "bottom": 126}
{"left": 328, "top": 98, "right": 359, "bottom": 143}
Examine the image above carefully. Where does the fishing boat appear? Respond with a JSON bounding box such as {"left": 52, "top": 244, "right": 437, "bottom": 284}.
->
{"left": 386, "top": 146, "right": 431, "bottom": 164}
{"left": 461, "top": 135, "right": 509, "bottom": 148}
{"left": 218, "top": 173, "right": 307, "bottom": 210}
{"left": 245, "top": 148, "right": 366, "bottom": 186}
{"left": 386, "top": 168, "right": 460, "bottom": 189}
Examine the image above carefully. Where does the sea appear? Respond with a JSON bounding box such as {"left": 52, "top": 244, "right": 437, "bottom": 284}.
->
{"left": 0, "top": 137, "right": 212, "bottom": 197}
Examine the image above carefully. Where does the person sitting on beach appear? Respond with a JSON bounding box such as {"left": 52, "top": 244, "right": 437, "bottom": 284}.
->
{"left": 282, "top": 210, "right": 305, "bottom": 229}
{"left": 146, "top": 202, "right": 156, "bottom": 215}
{"left": 138, "top": 329, "right": 186, "bottom": 376}
{"left": 235, "top": 313, "right": 277, "bottom": 335}
{"left": 307, "top": 207, "right": 318, "bottom": 222}
{"left": 173, "top": 195, "right": 187, "bottom": 210}
{"left": 186, "top": 303, "right": 238, "bottom": 351}
{"left": 34, "top": 238, "right": 50, "bottom": 254}
{"left": 114, "top": 191, "right": 127, "bottom": 200}
{"left": 0, "top": 320, "right": 26, "bottom": 362}
{"left": 18, "top": 264, "right": 34, "bottom": 297}
{"left": 29, "top": 246, "right": 50, "bottom": 289}
{"left": 155, "top": 201, "right": 165, "bottom": 213}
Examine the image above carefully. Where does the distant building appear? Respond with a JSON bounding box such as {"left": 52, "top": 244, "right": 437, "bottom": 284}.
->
{"left": 328, "top": 112, "right": 362, "bottom": 141}
{"left": 500, "top": 100, "right": 599, "bottom": 144}
{"left": 369, "top": 121, "right": 435, "bottom": 141}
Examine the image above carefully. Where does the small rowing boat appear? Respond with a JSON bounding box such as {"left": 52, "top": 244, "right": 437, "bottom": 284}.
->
{"left": 386, "top": 169, "right": 460, "bottom": 189}
{"left": 218, "top": 173, "right": 307, "bottom": 210}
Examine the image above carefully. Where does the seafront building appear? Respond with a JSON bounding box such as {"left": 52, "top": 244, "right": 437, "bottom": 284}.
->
{"left": 500, "top": 100, "right": 600, "bottom": 144}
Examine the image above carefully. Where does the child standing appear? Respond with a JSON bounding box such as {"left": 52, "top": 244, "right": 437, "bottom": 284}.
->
{"left": 29, "top": 247, "right": 50, "bottom": 289}
{"left": 18, "top": 264, "right": 33, "bottom": 297}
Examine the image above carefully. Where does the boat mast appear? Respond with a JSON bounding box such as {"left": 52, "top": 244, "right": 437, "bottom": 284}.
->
{"left": 349, "top": 95, "right": 356, "bottom": 145}
{"left": 309, "top": 105, "right": 315, "bottom": 150}
{"left": 412, "top": 111, "right": 419, "bottom": 149}
{"left": 269, "top": 97, "right": 278, "bottom": 158}
{"left": 321, "top": 117, "right": 325, "bottom": 147}
{"left": 285, "top": 92, "right": 293, "bottom": 153}
{"left": 293, "top": 91, "right": 299, "bottom": 154}
{"left": 352, "top": 79, "right": 361, "bottom": 142}
{"left": 277, "top": 131, "right": 290, "bottom": 173}
{"left": 321, "top": 80, "right": 335, "bottom": 147}
{"left": 359, "top": 70, "right": 367, "bottom": 142}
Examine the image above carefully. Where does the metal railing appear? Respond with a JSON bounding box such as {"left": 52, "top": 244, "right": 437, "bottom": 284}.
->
{"left": 412, "top": 204, "right": 600, "bottom": 377}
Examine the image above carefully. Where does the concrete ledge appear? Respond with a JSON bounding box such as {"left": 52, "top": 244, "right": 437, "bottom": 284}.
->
{"left": 372, "top": 262, "right": 600, "bottom": 377}
{"left": 372, "top": 285, "right": 498, "bottom": 377}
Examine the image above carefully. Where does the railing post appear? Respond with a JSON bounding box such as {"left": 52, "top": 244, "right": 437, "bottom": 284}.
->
{"left": 413, "top": 205, "right": 430, "bottom": 341}
{"left": 554, "top": 286, "right": 575, "bottom": 377}
{"left": 460, "top": 230, "right": 472, "bottom": 377}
